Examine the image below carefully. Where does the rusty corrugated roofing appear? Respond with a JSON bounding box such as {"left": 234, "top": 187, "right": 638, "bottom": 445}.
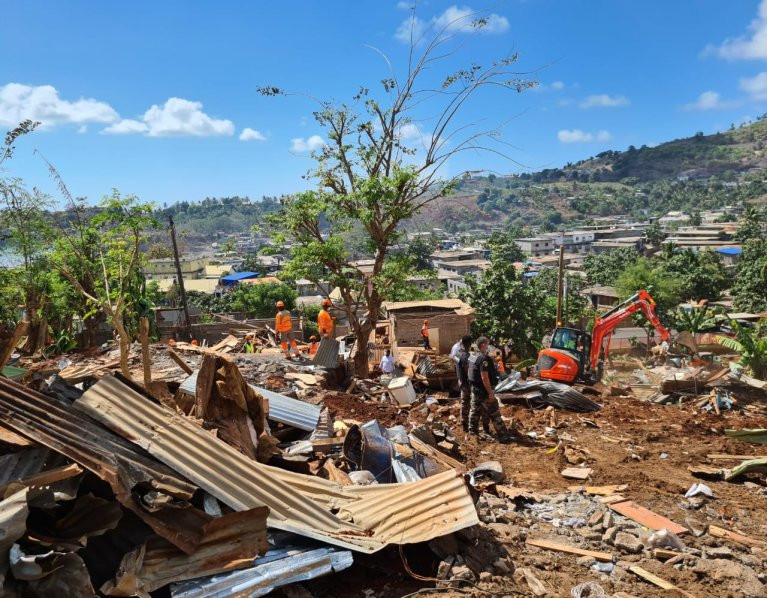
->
{"left": 76, "top": 375, "right": 479, "bottom": 553}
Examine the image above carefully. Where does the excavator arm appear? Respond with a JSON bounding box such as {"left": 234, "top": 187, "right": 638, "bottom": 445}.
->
{"left": 589, "top": 289, "right": 671, "bottom": 370}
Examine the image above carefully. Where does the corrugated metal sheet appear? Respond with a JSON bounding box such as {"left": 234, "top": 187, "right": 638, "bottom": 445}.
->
{"left": 0, "top": 377, "right": 208, "bottom": 554}
{"left": 179, "top": 371, "right": 321, "bottom": 432}
{"left": 0, "top": 446, "right": 67, "bottom": 488}
{"left": 170, "top": 542, "right": 353, "bottom": 597}
{"left": 313, "top": 338, "right": 340, "bottom": 369}
{"left": 76, "top": 375, "right": 479, "bottom": 553}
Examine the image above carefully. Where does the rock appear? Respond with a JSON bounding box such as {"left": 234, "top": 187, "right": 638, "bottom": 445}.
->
{"left": 602, "top": 526, "right": 618, "bottom": 544}
{"left": 550, "top": 493, "right": 568, "bottom": 504}
{"left": 601, "top": 511, "right": 614, "bottom": 530}
{"left": 576, "top": 555, "right": 594, "bottom": 566}
{"left": 588, "top": 510, "right": 604, "bottom": 528}
{"left": 693, "top": 558, "right": 764, "bottom": 597}
{"left": 576, "top": 528, "right": 602, "bottom": 542}
{"left": 448, "top": 564, "right": 476, "bottom": 583}
{"left": 484, "top": 494, "right": 508, "bottom": 511}
{"left": 493, "top": 558, "right": 512, "bottom": 575}
{"left": 705, "top": 546, "right": 735, "bottom": 560}
{"left": 614, "top": 531, "right": 643, "bottom": 554}
{"left": 479, "top": 571, "right": 493, "bottom": 583}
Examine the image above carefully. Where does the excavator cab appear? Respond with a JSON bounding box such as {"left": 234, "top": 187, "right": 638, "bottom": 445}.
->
{"left": 537, "top": 327, "right": 593, "bottom": 384}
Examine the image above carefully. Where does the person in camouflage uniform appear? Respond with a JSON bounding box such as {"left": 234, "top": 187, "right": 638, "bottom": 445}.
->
{"left": 454, "top": 335, "right": 490, "bottom": 433}
{"left": 467, "top": 336, "right": 510, "bottom": 440}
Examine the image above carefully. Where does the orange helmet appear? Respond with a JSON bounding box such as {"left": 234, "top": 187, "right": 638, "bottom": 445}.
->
{"left": 169, "top": 339, "right": 176, "bottom": 346}
{"left": 310, "top": 335, "right": 317, "bottom": 341}
{"left": 191, "top": 339, "right": 199, "bottom": 346}
{"left": 276, "top": 300, "right": 285, "bottom": 308}
{"left": 322, "top": 298, "right": 332, "bottom": 307}
{"left": 245, "top": 334, "right": 254, "bottom": 340}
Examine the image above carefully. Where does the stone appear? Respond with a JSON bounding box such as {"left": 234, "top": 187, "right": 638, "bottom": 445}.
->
{"left": 479, "top": 571, "right": 493, "bottom": 583}
{"left": 602, "top": 526, "right": 618, "bottom": 544}
{"left": 693, "top": 558, "right": 764, "bottom": 598}
{"left": 588, "top": 510, "right": 604, "bottom": 528}
{"left": 576, "top": 529, "right": 602, "bottom": 542}
{"left": 576, "top": 555, "right": 594, "bottom": 566}
{"left": 614, "top": 532, "right": 643, "bottom": 554}
{"left": 601, "top": 511, "right": 614, "bottom": 530}
{"left": 493, "top": 558, "right": 512, "bottom": 575}
{"left": 484, "top": 494, "right": 508, "bottom": 511}
{"left": 705, "top": 546, "right": 735, "bottom": 560}
{"left": 550, "top": 493, "right": 568, "bottom": 504}
{"left": 448, "top": 564, "right": 476, "bottom": 583}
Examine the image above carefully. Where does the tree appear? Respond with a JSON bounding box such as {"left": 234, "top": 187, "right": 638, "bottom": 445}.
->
{"left": 528, "top": 268, "right": 590, "bottom": 329}
{"left": 260, "top": 14, "right": 534, "bottom": 375}
{"left": 146, "top": 242, "right": 173, "bottom": 260}
{"left": 644, "top": 222, "right": 664, "bottom": 246}
{"left": 673, "top": 305, "right": 720, "bottom": 335}
{"left": 734, "top": 205, "right": 763, "bottom": 243}
{"left": 50, "top": 191, "right": 160, "bottom": 377}
{"left": 659, "top": 249, "right": 729, "bottom": 302}
{"left": 229, "top": 283, "right": 297, "bottom": 318}
{"left": 404, "top": 235, "right": 437, "bottom": 271}
{"left": 615, "top": 257, "right": 683, "bottom": 325}
{"left": 732, "top": 238, "right": 767, "bottom": 312}
{"left": 459, "top": 233, "right": 550, "bottom": 358}
{"left": 717, "top": 321, "right": 767, "bottom": 380}
{"left": 583, "top": 248, "right": 637, "bottom": 286}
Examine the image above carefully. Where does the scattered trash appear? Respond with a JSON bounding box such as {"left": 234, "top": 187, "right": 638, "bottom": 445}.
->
{"left": 646, "top": 528, "right": 686, "bottom": 551}
{"left": 685, "top": 483, "right": 714, "bottom": 498}
{"left": 571, "top": 581, "right": 607, "bottom": 598}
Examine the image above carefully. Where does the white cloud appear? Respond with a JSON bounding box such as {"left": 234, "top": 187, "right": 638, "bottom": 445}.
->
{"left": 77, "top": 125, "right": 87, "bottom": 134}
{"left": 579, "top": 94, "right": 630, "bottom": 108}
{"left": 557, "top": 129, "right": 611, "bottom": 143}
{"left": 103, "top": 97, "right": 234, "bottom": 137}
{"left": 0, "top": 83, "right": 118, "bottom": 128}
{"left": 290, "top": 135, "right": 326, "bottom": 152}
{"left": 740, "top": 72, "right": 767, "bottom": 99}
{"left": 709, "top": 0, "right": 767, "bottom": 60}
{"left": 239, "top": 127, "right": 266, "bottom": 141}
{"left": 396, "top": 1, "right": 412, "bottom": 9}
{"left": 102, "top": 119, "right": 149, "bottom": 135}
{"left": 551, "top": 81, "right": 565, "bottom": 90}
{"left": 395, "top": 5, "right": 509, "bottom": 43}
{"left": 683, "top": 90, "right": 729, "bottom": 111}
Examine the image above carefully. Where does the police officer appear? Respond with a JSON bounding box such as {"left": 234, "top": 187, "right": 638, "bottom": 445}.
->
{"left": 453, "top": 335, "right": 473, "bottom": 432}
{"left": 468, "top": 336, "right": 510, "bottom": 441}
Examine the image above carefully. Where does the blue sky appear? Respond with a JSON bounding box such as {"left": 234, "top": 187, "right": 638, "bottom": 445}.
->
{"left": 3, "top": 0, "right": 767, "bottom": 206}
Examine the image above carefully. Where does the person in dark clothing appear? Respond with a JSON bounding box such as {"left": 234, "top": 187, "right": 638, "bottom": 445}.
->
{"left": 468, "top": 336, "right": 510, "bottom": 440}
{"left": 454, "top": 335, "right": 473, "bottom": 431}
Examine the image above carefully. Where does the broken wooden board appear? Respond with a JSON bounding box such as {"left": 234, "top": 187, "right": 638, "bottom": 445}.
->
{"left": 525, "top": 538, "right": 613, "bottom": 562}
{"left": 568, "top": 484, "right": 627, "bottom": 495}
{"left": 653, "top": 548, "right": 681, "bottom": 560}
{"left": 709, "top": 524, "right": 766, "bottom": 547}
{"left": 599, "top": 494, "right": 627, "bottom": 505}
{"left": 285, "top": 372, "right": 318, "bottom": 385}
{"left": 609, "top": 500, "right": 688, "bottom": 535}
{"left": 0, "top": 463, "right": 83, "bottom": 496}
{"left": 560, "top": 467, "right": 592, "bottom": 480}
{"left": 629, "top": 565, "right": 680, "bottom": 592}
{"left": 707, "top": 453, "right": 765, "bottom": 461}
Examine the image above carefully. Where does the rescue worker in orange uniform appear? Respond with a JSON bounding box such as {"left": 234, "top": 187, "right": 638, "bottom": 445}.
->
{"left": 318, "top": 298, "right": 334, "bottom": 339}
{"left": 421, "top": 319, "right": 432, "bottom": 350}
{"left": 495, "top": 350, "right": 506, "bottom": 374}
{"left": 308, "top": 335, "right": 319, "bottom": 355}
{"left": 275, "top": 301, "right": 297, "bottom": 358}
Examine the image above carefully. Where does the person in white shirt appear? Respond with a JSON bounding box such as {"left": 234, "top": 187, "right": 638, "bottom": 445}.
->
{"left": 450, "top": 339, "right": 463, "bottom": 359}
{"left": 380, "top": 349, "right": 396, "bottom": 375}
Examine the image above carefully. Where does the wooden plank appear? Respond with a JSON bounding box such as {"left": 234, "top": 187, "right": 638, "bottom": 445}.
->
{"left": 561, "top": 467, "right": 592, "bottom": 480}
{"left": 653, "top": 548, "right": 681, "bottom": 560}
{"left": 525, "top": 538, "right": 613, "bottom": 562}
{"left": 609, "top": 500, "right": 688, "bottom": 535}
{"left": 599, "top": 494, "right": 627, "bottom": 504}
{"left": 167, "top": 348, "right": 194, "bottom": 375}
{"left": 0, "top": 463, "right": 83, "bottom": 495}
{"left": 709, "top": 525, "right": 766, "bottom": 547}
{"left": 409, "top": 435, "right": 464, "bottom": 472}
{"left": 707, "top": 453, "right": 764, "bottom": 461}
{"left": 140, "top": 317, "right": 152, "bottom": 388}
{"left": 568, "top": 484, "right": 627, "bottom": 495}
{"left": 629, "top": 565, "right": 676, "bottom": 590}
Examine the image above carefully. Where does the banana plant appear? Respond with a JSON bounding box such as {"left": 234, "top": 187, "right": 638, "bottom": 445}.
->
{"left": 673, "top": 305, "right": 720, "bottom": 335}
{"left": 716, "top": 320, "right": 767, "bottom": 380}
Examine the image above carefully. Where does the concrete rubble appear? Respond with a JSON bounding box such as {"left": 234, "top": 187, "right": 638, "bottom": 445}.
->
{"left": 0, "top": 336, "right": 764, "bottom": 596}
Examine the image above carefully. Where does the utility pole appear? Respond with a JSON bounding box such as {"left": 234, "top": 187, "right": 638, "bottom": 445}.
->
{"left": 169, "top": 216, "right": 193, "bottom": 340}
{"left": 556, "top": 245, "right": 565, "bottom": 327}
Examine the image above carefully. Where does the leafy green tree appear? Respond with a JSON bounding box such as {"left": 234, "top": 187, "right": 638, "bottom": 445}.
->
{"left": 644, "top": 222, "right": 664, "bottom": 246}
{"left": 583, "top": 248, "right": 637, "bottom": 286}
{"left": 51, "top": 191, "right": 160, "bottom": 377}
{"left": 300, "top": 304, "right": 321, "bottom": 338}
{"left": 528, "top": 268, "right": 590, "bottom": 328}
{"left": 659, "top": 249, "right": 729, "bottom": 301}
{"left": 259, "top": 16, "right": 534, "bottom": 375}
{"left": 717, "top": 320, "right": 767, "bottom": 380}
{"left": 146, "top": 242, "right": 173, "bottom": 260}
{"left": 229, "top": 283, "right": 297, "bottom": 318}
{"left": 460, "top": 235, "right": 549, "bottom": 358}
{"left": 616, "top": 257, "right": 683, "bottom": 320}
{"left": 404, "top": 235, "right": 437, "bottom": 271}
{"left": 673, "top": 305, "right": 720, "bottom": 335}
{"left": 732, "top": 238, "right": 767, "bottom": 311}
{"left": 734, "top": 205, "right": 764, "bottom": 243}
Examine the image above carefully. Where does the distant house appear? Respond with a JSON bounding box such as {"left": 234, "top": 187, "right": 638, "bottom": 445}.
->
{"left": 581, "top": 285, "right": 620, "bottom": 310}
{"left": 145, "top": 257, "right": 208, "bottom": 280}
{"left": 220, "top": 271, "right": 262, "bottom": 287}
{"left": 715, "top": 246, "right": 743, "bottom": 267}
{"left": 516, "top": 237, "right": 556, "bottom": 257}
{"left": 382, "top": 299, "right": 475, "bottom": 355}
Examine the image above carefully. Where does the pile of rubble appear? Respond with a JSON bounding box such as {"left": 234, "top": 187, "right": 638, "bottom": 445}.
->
{"left": 1, "top": 334, "right": 766, "bottom": 596}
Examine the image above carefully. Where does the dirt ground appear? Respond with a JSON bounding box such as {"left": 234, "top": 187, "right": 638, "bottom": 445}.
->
{"left": 317, "top": 384, "right": 767, "bottom": 597}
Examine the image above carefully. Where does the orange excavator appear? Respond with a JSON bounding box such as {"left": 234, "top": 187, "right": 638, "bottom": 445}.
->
{"left": 536, "top": 290, "right": 671, "bottom": 385}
